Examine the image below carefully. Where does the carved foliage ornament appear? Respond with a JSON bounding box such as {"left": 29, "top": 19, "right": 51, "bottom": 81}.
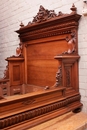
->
{"left": 31, "top": 4, "right": 77, "bottom": 24}
{"left": 54, "top": 65, "right": 62, "bottom": 87}
{"left": 20, "top": 4, "right": 77, "bottom": 27}
{"left": 32, "top": 5, "right": 57, "bottom": 23}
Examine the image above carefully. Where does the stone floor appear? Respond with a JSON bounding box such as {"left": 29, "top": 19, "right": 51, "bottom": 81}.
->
{"left": 29, "top": 112, "right": 87, "bottom": 130}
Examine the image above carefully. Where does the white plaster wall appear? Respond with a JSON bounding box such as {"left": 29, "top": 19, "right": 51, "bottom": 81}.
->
{"left": 0, "top": 0, "right": 87, "bottom": 113}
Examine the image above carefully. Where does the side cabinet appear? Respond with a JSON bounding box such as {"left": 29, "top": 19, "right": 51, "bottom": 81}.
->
{"left": 6, "top": 57, "right": 24, "bottom": 95}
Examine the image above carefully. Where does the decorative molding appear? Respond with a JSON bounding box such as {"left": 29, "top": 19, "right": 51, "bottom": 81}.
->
{"left": 22, "top": 29, "right": 72, "bottom": 42}
{"left": 0, "top": 95, "right": 81, "bottom": 129}
{"left": 15, "top": 4, "right": 81, "bottom": 42}
{"left": 22, "top": 22, "right": 77, "bottom": 37}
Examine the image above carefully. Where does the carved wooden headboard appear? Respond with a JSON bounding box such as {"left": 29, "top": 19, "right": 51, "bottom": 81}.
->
{"left": 15, "top": 4, "right": 81, "bottom": 89}
{"left": 0, "top": 4, "right": 83, "bottom": 130}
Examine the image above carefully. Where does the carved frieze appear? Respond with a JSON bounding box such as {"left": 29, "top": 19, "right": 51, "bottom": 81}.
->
{"left": 0, "top": 95, "right": 81, "bottom": 129}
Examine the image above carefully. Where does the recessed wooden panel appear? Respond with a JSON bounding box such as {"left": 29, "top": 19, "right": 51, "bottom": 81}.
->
{"left": 27, "top": 39, "right": 68, "bottom": 60}
{"left": 9, "top": 62, "right": 24, "bottom": 86}
{"left": 27, "top": 39, "right": 67, "bottom": 87}
{"left": 64, "top": 66, "right": 72, "bottom": 87}
{"left": 13, "top": 65, "right": 20, "bottom": 81}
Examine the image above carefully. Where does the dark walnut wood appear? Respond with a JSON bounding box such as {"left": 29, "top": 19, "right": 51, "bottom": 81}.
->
{"left": 0, "top": 4, "right": 82, "bottom": 130}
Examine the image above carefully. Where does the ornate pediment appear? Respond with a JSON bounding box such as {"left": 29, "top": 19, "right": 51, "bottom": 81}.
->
{"left": 31, "top": 4, "right": 77, "bottom": 24}
{"left": 20, "top": 4, "right": 77, "bottom": 28}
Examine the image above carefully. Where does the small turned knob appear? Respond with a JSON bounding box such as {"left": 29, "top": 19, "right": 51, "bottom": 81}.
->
{"left": 20, "top": 22, "right": 24, "bottom": 28}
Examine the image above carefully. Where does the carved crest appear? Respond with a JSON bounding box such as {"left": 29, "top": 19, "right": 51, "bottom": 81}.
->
{"left": 31, "top": 5, "right": 57, "bottom": 23}
{"left": 18, "top": 4, "right": 77, "bottom": 27}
